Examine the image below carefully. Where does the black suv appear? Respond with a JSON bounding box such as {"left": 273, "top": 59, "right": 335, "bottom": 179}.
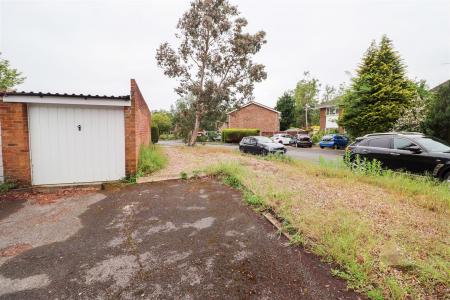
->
{"left": 346, "top": 132, "right": 450, "bottom": 181}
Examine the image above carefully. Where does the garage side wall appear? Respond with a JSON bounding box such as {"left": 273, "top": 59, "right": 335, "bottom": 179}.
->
{"left": 125, "top": 79, "right": 151, "bottom": 175}
{"left": 0, "top": 101, "right": 31, "bottom": 185}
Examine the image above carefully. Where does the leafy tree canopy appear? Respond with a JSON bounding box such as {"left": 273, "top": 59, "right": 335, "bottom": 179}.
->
{"left": 152, "top": 110, "right": 173, "bottom": 134}
{"left": 0, "top": 53, "right": 25, "bottom": 90}
{"left": 156, "top": 0, "right": 267, "bottom": 145}
{"left": 275, "top": 91, "right": 295, "bottom": 131}
{"left": 423, "top": 81, "right": 450, "bottom": 142}
{"left": 340, "top": 35, "right": 415, "bottom": 137}
{"left": 393, "top": 80, "right": 434, "bottom": 132}
{"left": 293, "top": 71, "right": 320, "bottom": 128}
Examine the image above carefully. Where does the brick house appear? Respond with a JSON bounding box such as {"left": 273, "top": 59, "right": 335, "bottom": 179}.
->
{"left": 0, "top": 79, "right": 151, "bottom": 186}
{"left": 225, "top": 101, "right": 280, "bottom": 135}
{"left": 318, "top": 100, "right": 344, "bottom": 133}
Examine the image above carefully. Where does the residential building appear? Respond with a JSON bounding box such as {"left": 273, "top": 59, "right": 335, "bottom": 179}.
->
{"left": 224, "top": 101, "right": 280, "bottom": 135}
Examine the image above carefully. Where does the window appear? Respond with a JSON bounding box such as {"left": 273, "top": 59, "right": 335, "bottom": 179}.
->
{"left": 326, "top": 107, "right": 338, "bottom": 115}
{"left": 393, "top": 138, "right": 416, "bottom": 150}
{"left": 415, "top": 137, "right": 450, "bottom": 152}
{"left": 368, "top": 137, "right": 391, "bottom": 148}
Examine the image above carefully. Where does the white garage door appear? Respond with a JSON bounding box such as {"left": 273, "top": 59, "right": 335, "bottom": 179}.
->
{"left": 28, "top": 104, "right": 125, "bottom": 185}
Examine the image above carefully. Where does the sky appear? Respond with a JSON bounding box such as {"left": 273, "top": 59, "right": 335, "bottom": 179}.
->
{"left": 1, "top": 0, "right": 449, "bottom": 110}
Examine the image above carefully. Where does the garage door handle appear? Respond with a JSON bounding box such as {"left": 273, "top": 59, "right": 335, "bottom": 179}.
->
{"left": 390, "top": 152, "right": 400, "bottom": 156}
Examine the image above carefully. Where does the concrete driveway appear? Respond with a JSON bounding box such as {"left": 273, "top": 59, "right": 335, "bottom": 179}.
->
{"left": 0, "top": 180, "right": 360, "bottom": 299}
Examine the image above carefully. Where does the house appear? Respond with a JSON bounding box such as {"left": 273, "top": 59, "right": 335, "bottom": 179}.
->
{"left": 225, "top": 101, "right": 280, "bottom": 135}
{"left": 0, "top": 79, "right": 151, "bottom": 186}
{"left": 317, "top": 99, "right": 344, "bottom": 133}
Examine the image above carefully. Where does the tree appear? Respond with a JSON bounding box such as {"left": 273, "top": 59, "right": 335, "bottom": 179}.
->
{"left": 293, "top": 71, "right": 320, "bottom": 128}
{"left": 340, "top": 36, "right": 415, "bottom": 137}
{"left": 156, "top": 0, "right": 267, "bottom": 146}
{"left": 171, "top": 95, "right": 226, "bottom": 142}
{"left": 0, "top": 53, "right": 25, "bottom": 90}
{"left": 393, "top": 80, "right": 433, "bottom": 132}
{"left": 275, "top": 91, "right": 295, "bottom": 130}
{"left": 423, "top": 81, "right": 450, "bottom": 142}
{"left": 152, "top": 110, "right": 173, "bottom": 134}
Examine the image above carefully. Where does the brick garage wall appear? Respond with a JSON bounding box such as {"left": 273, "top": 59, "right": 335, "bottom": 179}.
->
{"left": 0, "top": 100, "right": 31, "bottom": 185}
{"left": 228, "top": 104, "right": 280, "bottom": 133}
{"left": 125, "top": 79, "right": 151, "bottom": 175}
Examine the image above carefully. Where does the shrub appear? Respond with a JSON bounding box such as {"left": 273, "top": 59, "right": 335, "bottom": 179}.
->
{"left": 311, "top": 130, "right": 325, "bottom": 144}
{"left": 0, "top": 182, "right": 16, "bottom": 193}
{"left": 221, "top": 128, "right": 260, "bottom": 143}
{"left": 196, "top": 135, "right": 208, "bottom": 143}
{"left": 137, "top": 145, "right": 167, "bottom": 175}
{"left": 151, "top": 125, "right": 159, "bottom": 144}
{"left": 206, "top": 131, "right": 220, "bottom": 142}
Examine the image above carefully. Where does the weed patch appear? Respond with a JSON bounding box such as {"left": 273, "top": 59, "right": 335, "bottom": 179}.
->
{"left": 138, "top": 145, "right": 168, "bottom": 176}
{"left": 0, "top": 182, "right": 16, "bottom": 193}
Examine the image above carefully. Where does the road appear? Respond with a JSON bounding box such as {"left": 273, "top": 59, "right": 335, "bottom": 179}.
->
{"left": 159, "top": 140, "right": 345, "bottom": 163}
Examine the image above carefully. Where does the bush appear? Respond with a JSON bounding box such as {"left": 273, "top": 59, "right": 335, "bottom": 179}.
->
{"left": 206, "top": 131, "right": 221, "bottom": 142}
{"left": 196, "top": 135, "right": 207, "bottom": 143}
{"left": 311, "top": 130, "right": 325, "bottom": 144}
{"left": 137, "top": 145, "right": 167, "bottom": 176}
{"left": 151, "top": 125, "right": 159, "bottom": 144}
{"left": 221, "top": 128, "right": 260, "bottom": 143}
{"left": 0, "top": 182, "right": 16, "bottom": 193}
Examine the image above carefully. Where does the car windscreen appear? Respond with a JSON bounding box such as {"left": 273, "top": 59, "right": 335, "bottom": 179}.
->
{"left": 255, "top": 136, "right": 273, "bottom": 143}
{"left": 416, "top": 137, "right": 450, "bottom": 152}
{"left": 322, "top": 135, "right": 333, "bottom": 141}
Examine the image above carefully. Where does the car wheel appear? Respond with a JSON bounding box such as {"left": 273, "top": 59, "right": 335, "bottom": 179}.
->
{"left": 262, "top": 149, "right": 268, "bottom": 156}
{"left": 320, "top": 146, "right": 324, "bottom": 149}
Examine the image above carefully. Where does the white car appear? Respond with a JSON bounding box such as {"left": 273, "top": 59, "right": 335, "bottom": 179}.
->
{"left": 271, "top": 134, "right": 294, "bottom": 145}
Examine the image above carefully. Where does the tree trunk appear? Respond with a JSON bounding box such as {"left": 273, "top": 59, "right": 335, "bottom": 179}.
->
{"left": 188, "top": 111, "right": 201, "bottom": 146}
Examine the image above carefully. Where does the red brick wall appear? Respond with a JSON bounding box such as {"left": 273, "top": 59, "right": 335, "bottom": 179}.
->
{"left": 0, "top": 101, "right": 31, "bottom": 185}
{"left": 228, "top": 104, "right": 280, "bottom": 132}
{"left": 125, "top": 79, "right": 151, "bottom": 175}
{"left": 319, "top": 108, "right": 326, "bottom": 130}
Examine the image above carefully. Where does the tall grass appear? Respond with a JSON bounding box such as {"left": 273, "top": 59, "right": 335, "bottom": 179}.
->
{"left": 315, "top": 154, "right": 450, "bottom": 213}
{"left": 137, "top": 145, "right": 168, "bottom": 176}
{"left": 205, "top": 158, "right": 450, "bottom": 299}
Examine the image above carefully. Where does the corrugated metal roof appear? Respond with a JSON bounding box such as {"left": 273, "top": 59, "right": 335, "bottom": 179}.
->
{"left": 4, "top": 91, "right": 130, "bottom": 100}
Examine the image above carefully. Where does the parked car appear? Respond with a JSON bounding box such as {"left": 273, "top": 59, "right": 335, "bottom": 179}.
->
{"left": 239, "top": 136, "right": 287, "bottom": 155}
{"left": 346, "top": 132, "right": 450, "bottom": 181}
{"left": 319, "top": 134, "right": 349, "bottom": 149}
{"left": 294, "top": 134, "right": 313, "bottom": 148}
{"left": 271, "top": 133, "right": 295, "bottom": 145}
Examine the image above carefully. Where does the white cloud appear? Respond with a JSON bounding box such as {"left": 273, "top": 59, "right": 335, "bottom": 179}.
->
{"left": 1, "top": 0, "right": 449, "bottom": 110}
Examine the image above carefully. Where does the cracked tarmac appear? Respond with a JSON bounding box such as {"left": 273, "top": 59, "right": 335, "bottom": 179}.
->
{"left": 0, "top": 179, "right": 361, "bottom": 299}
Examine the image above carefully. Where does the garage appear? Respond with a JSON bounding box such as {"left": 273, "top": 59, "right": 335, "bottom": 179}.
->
{"left": 28, "top": 104, "right": 125, "bottom": 185}
{"left": 0, "top": 79, "right": 151, "bottom": 186}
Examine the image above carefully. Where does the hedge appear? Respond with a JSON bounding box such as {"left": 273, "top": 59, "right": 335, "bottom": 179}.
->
{"left": 221, "top": 128, "right": 260, "bottom": 143}
{"left": 151, "top": 125, "right": 159, "bottom": 144}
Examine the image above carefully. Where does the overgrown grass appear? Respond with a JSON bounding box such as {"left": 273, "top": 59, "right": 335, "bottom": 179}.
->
{"left": 204, "top": 158, "right": 450, "bottom": 299}
{"left": 315, "top": 154, "right": 450, "bottom": 213}
{"left": 137, "top": 144, "right": 168, "bottom": 176}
